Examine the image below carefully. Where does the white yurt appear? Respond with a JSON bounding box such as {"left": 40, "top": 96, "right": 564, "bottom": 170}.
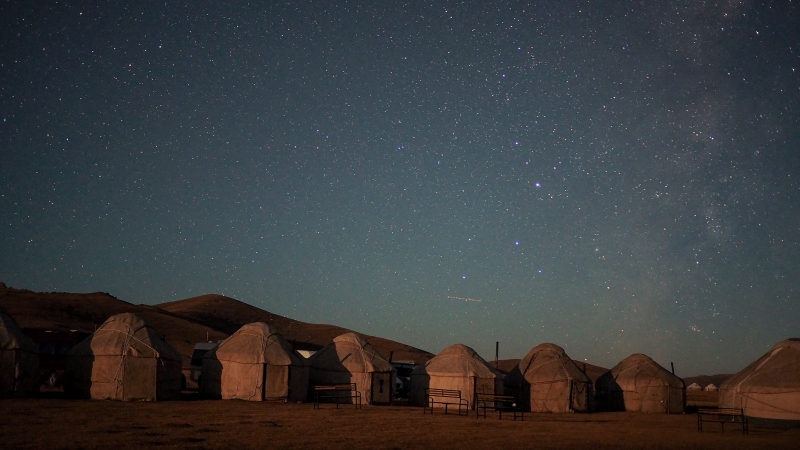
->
{"left": 200, "top": 322, "right": 308, "bottom": 402}
{"left": 719, "top": 338, "right": 800, "bottom": 421}
{"left": 66, "top": 313, "right": 182, "bottom": 401}
{"left": 595, "top": 353, "right": 685, "bottom": 413}
{"left": 506, "top": 343, "right": 592, "bottom": 413}
{"left": 409, "top": 344, "right": 503, "bottom": 410}
{"left": 307, "top": 333, "right": 395, "bottom": 405}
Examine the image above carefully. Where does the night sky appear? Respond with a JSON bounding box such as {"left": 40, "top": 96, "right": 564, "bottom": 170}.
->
{"left": 2, "top": 1, "right": 800, "bottom": 376}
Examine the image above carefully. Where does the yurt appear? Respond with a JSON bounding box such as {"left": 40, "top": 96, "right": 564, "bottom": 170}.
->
{"left": 409, "top": 344, "right": 503, "bottom": 410}
{"left": 307, "top": 333, "right": 395, "bottom": 405}
{"left": 595, "top": 353, "right": 685, "bottom": 413}
{"left": 686, "top": 382, "right": 702, "bottom": 391}
{"left": 719, "top": 338, "right": 800, "bottom": 421}
{"left": 705, "top": 383, "right": 718, "bottom": 392}
{"left": 66, "top": 313, "right": 182, "bottom": 401}
{"left": 200, "top": 322, "right": 308, "bottom": 401}
{"left": 506, "top": 343, "right": 592, "bottom": 413}
{"left": 0, "top": 311, "right": 39, "bottom": 397}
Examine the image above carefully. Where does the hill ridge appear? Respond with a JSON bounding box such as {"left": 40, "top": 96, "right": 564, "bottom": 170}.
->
{"left": 0, "top": 284, "right": 433, "bottom": 365}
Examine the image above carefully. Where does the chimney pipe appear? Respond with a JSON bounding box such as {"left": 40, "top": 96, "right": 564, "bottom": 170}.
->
{"left": 671, "top": 362, "right": 675, "bottom": 374}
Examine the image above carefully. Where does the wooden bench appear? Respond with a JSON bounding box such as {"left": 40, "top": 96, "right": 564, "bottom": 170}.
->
{"left": 697, "top": 407, "right": 748, "bottom": 435}
{"left": 476, "top": 393, "right": 526, "bottom": 420}
{"left": 312, "top": 383, "right": 362, "bottom": 409}
{"left": 424, "top": 388, "right": 469, "bottom": 416}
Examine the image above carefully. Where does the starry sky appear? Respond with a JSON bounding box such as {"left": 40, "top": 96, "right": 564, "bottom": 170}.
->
{"left": 2, "top": 1, "right": 800, "bottom": 376}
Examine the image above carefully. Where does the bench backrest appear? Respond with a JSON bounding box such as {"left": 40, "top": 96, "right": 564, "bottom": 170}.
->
{"left": 314, "top": 383, "right": 357, "bottom": 392}
{"left": 698, "top": 407, "right": 744, "bottom": 415}
{"left": 426, "top": 388, "right": 461, "bottom": 399}
{"left": 477, "top": 393, "right": 515, "bottom": 401}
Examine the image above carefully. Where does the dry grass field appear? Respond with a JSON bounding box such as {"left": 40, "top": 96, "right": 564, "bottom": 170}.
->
{"left": 686, "top": 390, "right": 720, "bottom": 409}
{"left": 2, "top": 395, "right": 798, "bottom": 450}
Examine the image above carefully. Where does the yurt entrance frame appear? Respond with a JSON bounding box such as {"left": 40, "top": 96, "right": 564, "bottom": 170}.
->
{"left": 121, "top": 356, "right": 157, "bottom": 401}
{"left": 370, "top": 372, "right": 394, "bottom": 404}
{"left": 261, "top": 364, "right": 292, "bottom": 402}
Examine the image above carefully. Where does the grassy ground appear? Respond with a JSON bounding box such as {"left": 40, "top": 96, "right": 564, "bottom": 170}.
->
{"left": 1, "top": 394, "right": 798, "bottom": 450}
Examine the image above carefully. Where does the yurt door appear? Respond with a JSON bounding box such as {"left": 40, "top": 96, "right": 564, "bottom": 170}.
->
{"left": 371, "top": 372, "right": 393, "bottom": 404}
{"left": 265, "top": 364, "right": 289, "bottom": 400}
{"left": 122, "top": 357, "right": 156, "bottom": 401}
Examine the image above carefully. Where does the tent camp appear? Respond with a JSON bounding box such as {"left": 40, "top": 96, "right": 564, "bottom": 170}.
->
{"left": 0, "top": 311, "right": 39, "bottom": 397}
{"left": 719, "top": 338, "right": 800, "bottom": 421}
{"left": 705, "top": 383, "right": 718, "bottom": 391}
{"left": 307, "top": 333, "right": 395, "bottom": 405}
{"left": 687, "top": 382, "right": 702, "bottom": 390}
{"left": 595, "top": 353, "right": 685, "bottom": 413}
{"left": 505, "top": 343, "right": 592, "bottom": 413}
{"left": 200, "top": 322, "right": 308, "bottom": 401}
{"left": 409, "top": 344, "right": 503, "bottom": 410}
{"left": 66, "top": 313, "right": 182, "bottom": 401}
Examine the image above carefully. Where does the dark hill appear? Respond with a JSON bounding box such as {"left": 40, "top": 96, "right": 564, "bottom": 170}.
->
{"left": 155, "top": 294, "right": 433, "bottom": 363}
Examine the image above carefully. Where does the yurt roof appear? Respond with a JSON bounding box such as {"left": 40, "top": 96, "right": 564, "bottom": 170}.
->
{"left": 608, "top": 353, "right": 684, "bottom": 389}
{"left": 308, "top": 332, "right": 394, "bottom": 373}
{"left": 416, "top": 344, "right": 500, "bottom": 379}
{"left": 69, "top": 312, "right": 181, "bottom": 361}
{"left": 721, "top": 338, "right": 800, "bottom": 391}
{"left": 518, "top": 343, "right": 590, "bottom": 383}
{"left": 209, "top": 322, "right": 303, "bottom": 366}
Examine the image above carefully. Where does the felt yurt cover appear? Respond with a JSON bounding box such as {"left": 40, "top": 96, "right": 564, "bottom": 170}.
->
{"left": 307, "top": 333, "right": 395, "bottom": 404}
{"left": 200, "top": 322, "right": 308, "bottom": 401}
{"left": 66, "top": 313, "right": 182, "bottom": 401}
{"left": 510, "top": 343, "right": 592, "bottom": 413}
{"left": 409, "top": 344, "right": 503, "bottom": 409}
{"left": 0, "top": 311, "right": 39, "bottom": 397}
{"left": 596, "top": 353, "right": 685, "bottom": 413}
{"left": 719, "top": 338, "right": 800, "bottom": 421}
{"left": 686, "top": 382, "right": 702, "bottom": 390}
{"left": 705, "top": 383, "right": 718, "bottom": 391}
